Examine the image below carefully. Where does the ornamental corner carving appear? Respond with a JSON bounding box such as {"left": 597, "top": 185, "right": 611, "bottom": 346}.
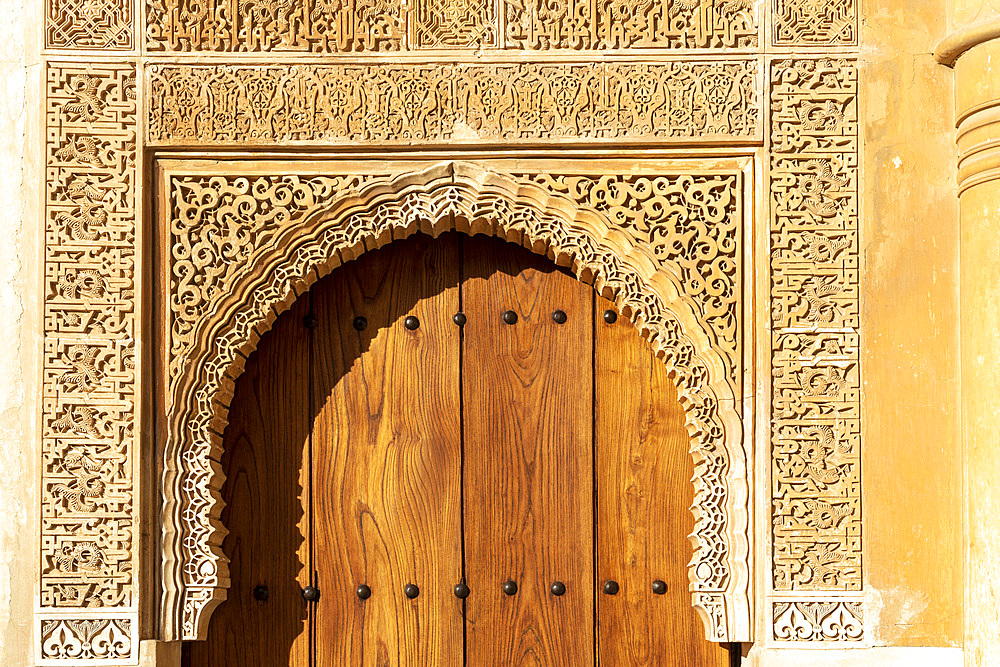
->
{"left": 46, "top": 0, "right": 134, "bottom": 49}
{"left": 772, "top": 601, "right": 863, "bottom": 642}
{"left": 771, "top": 0, "right": 857, "bottom": 46}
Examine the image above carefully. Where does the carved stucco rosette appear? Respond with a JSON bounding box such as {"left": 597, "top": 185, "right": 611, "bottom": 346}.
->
{"left": 159, "top": 161, "right": 751, "bottom": 643}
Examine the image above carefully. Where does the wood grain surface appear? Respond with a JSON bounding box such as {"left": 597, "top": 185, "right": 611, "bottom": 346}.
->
{"left": 462, "top": 235, "right": 595, "bottom": 667}
{"left": 594, "top": 297, "right": 732, "bottom": 667}
{"left": 311, "top": 233, "right": 465, "bottom": 667}
{"left": 187, "top": 234, "right": 731, "bottom": 666}
{"left": 183, "top": 294, "right": 312, "bottom": 667}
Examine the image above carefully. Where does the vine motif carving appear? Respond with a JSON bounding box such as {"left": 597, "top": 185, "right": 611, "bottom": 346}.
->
{"left": 146, "top": 62, "right": 760, "bottom": 146}
{"left": 39, "top": 618, "right": 134, "bottom": 661}
{"left": 46, "top": 0, "right": 133, "bottom": 49}
{"left": 162, "top": 162, "right": 748, "bottom": 643}
{"left": 771, "top": 0, "right": 857, "bottom": 46}
{"left": 42, "top": 63, "right": 137, "bottom": 617}
{"left": 772, "top": 601, "right": 863, "bottom": 642}
{"left": 145, "top": 0, "right": 757, "bottom": 51}
{"left": 520, "top": 172, "right": 741, "bottom": 381}
{"left": 769, "top": 57, "right": 861, "bottom": 597}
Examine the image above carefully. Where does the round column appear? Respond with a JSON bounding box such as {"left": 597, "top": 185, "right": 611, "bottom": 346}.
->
{"left": 937, "top": 13, "right": 1000, "bottom": 667}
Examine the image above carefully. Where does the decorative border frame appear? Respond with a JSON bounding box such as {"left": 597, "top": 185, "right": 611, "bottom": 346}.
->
{"left": 155, "top": 159, "right": 752, "bottom": 642}
{"left": 35, "top": 0, "right": 862, "bottom": 661}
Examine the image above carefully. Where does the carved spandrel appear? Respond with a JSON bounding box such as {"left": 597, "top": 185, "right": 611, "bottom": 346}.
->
{"left": 520, "top": 172, "right": 742, "bottom": 382}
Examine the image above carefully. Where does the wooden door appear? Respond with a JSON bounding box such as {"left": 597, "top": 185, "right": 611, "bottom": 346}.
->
{"left": 185, "top": 233, "right": 732, "bottom": 667}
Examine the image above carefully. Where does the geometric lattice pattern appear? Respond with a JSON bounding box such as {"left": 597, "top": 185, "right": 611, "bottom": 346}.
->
{"left": 772, "top": 0, "right": 857, "bottom": 46}
{"left": 46, "top": 0, "right": 132, "bottom": 49}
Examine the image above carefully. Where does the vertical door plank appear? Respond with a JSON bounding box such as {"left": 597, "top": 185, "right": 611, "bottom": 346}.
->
{"left": 594, "top": 298, "right": 732, "bottom": 667}
{"left": 311, "top": 233, "right": 464, "bottom": 666}
{"left": 463, "top": 235, "right": 595, "bottom": 667}
{"left": 183, "top": 295, "right": 312, "bottom": 667}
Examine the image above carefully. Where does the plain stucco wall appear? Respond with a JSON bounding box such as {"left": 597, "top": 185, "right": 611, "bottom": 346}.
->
{"left": 0, "top": 0, "right": 37, "bottom": 664}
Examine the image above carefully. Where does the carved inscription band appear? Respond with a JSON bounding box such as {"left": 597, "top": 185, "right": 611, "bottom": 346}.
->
{"left": 146, "top": 61, "right": 760, "bottom": 146}
{"left": 768, "top": 58, "right": 862, "bottom": 639}
{"left": 145, "top": 0, "right": 758, "bottom": 52}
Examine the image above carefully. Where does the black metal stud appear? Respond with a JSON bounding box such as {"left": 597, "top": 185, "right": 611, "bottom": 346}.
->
{"left": 651, "top": 580, "right": 667, "bottom": 595}
{"left": 253, "top": 585, "right": 269, "bottom": 602}
{"left": 552, "top": 310, "right": 567, "bottom": 324}
{"left": 603, "top": 580, "right": 619, "bottom": 595}
{"left": 404, "top": 584, "right": 420, "bottom": 599}
{"left": 302, "top": 585, "right": 320, "bottom": 602}
{"left": 502, "top": 310, "right": 518, "bottom": 325}
{"left": 353, "top": 316, "right": 367, "bottom": 331}
{"left": 502, "top": 580, "right": 518, "bottom": 596}
{"left": 356, "top": 584, "right": 371, "bottom": 600}
{"left": 303, "top": 314, "right": 317, "bottom": 329}
{"left": 453, "top": 312, "right": 467, "bottom": 327}
{"left": 550, "top": 581, "right": 566, "bottom": 596}
{"left": 404, "top": 315, "right": 420, "bottom": 330}
{"left": 603, "top": 309, "right": 618, "bottom": 324}
{"left": 454, "top": 583, "right": 471, "bottom": 599}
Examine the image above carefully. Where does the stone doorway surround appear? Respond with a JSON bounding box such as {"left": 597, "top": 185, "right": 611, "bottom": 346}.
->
{"left": 33, "top": 0, "right": 870, "bottom": 663}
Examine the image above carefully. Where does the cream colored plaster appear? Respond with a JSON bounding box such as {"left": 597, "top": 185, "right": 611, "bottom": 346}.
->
{"left": 0, "top": 0, "right": 39, "bottom": 663}
{"left": 861, "top": 0, "right": 964, "bottom": 649}
{"left": 746, "top": 647, "right": 963, "bottom": 667}
{"left": 950, "top": 0, "right": 1000, "bottom": 31}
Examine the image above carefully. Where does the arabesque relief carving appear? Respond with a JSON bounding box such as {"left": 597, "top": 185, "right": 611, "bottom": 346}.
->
{"left": 36, "top": 0, "right": 866, "bottom": 657}
{"left": 145, "top": 0, "right": 757, "bottom": 51}
{"left": 147, "top": 61, "right": 759, "bottom": 147}
{"left": 768, "top": 56, "right": 861, "bottom": 634}
{"left": 42, "top": 63, "right": 137, "bottom": 611}
{"left": 39, "top": 61, "right": 139, "bottom": 663}
{"left": 40, "top": 618, "right": 134, "bottom": 662}
{"left": 772, "top": 601, "right": 863, "bottom": 642}
{"left": 160, "top": 162, "right": 749, "bottom": 643}
{"left": 521, "top": 172, "right": 741, "bottom": 381}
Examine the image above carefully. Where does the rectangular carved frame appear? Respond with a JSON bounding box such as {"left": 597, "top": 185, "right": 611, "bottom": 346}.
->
{"left": 36, "top": 0, "right": 861, "bottom": 661}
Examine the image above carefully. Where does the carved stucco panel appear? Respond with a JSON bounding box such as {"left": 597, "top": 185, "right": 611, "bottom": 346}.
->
{"left": 768, "top": 57, "right": 862, "bottom": 640}
{"left": 146, "top": 61, "right": 761, "bottom": 147}
{"left": 159, "top": 161, "right": 750, "bottom": 643}
{"left": 145, "top": 0, "right": 758, "bottom": 52}
{"left": 39, "top": 61, "right": 140, "bottom": 663}
{"left": 35, "top": 0, "right": 867, "bottom": 655}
